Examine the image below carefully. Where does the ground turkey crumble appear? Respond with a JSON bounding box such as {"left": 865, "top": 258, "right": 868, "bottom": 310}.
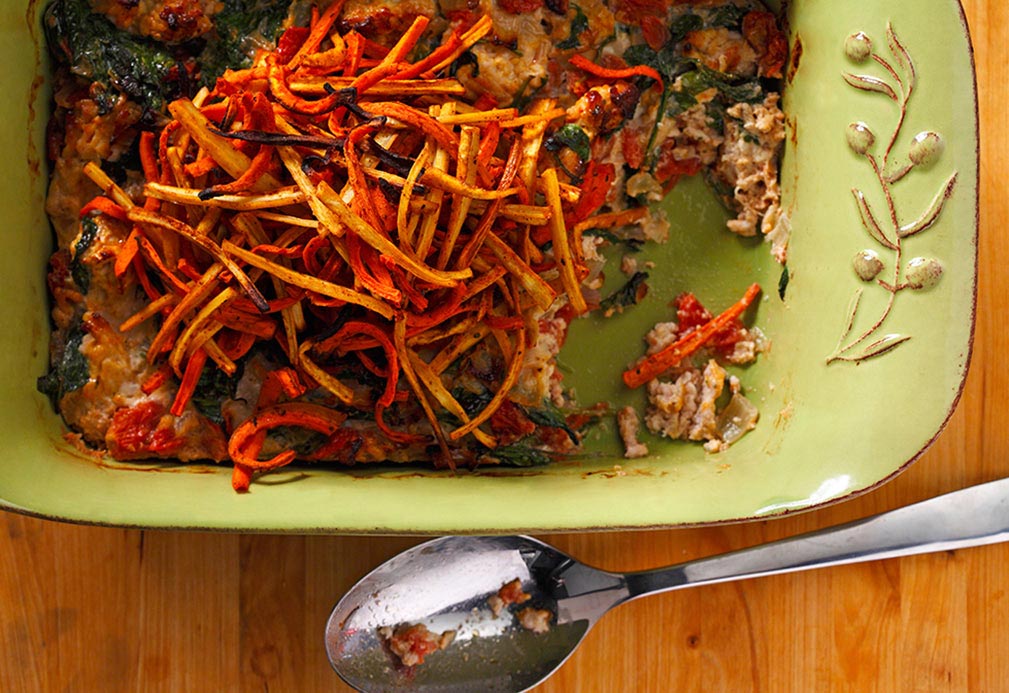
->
{"left": 716, "top": 93, "right": 787, "bottom": 240}
{"left": 617, "top": 406, "right": 649, "bottom": 459}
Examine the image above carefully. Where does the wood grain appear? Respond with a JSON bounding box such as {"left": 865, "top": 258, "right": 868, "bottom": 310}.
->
{"left": 1, "top": 1, "right": 1004, "bottom": 690}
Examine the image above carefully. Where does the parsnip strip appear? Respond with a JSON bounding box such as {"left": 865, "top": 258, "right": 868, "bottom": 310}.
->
{"left": 408, "top": 314, "right": 483, "bottom": 348}
{"left": 424, "top": 15, "right": 493, "bottom": 75}
{"left": 419, "top": 168, "right": 519, "bottom": 200}
{"left": 489, "top": 327, "right": 514, "bottom": 363}
{"left": 254, "top": 212, "right": 319, "bottom": 228}
{"left": 287, "top": 76, "right": 466, "bottom": 97}
{"left": 516, "top": 99, "right": 557, "bottom": 195}
{"left": 147, "top": 263, "right": 224, "bottom": 359}
{"left": 298, "top": 342, "right": 356, "bottom": 406}
{"left": 201, "top": 339, "right": 237, "bottom": 376}
{"left": 82, "top": 162, "right": 134, "bottom": 209}
{"left": 461, "top": 265, "right": 509, "bottom": 303}
{"left": 499, "top": 204, "right": 551, "bottom": 225}
{"left": 144, "top": 183, "right": 306, "bottom": 210}
{"left": 543, "top": 167, "right": 587, "bottom": 314}
{"left": 537, "top": 178, "right": 582, "bottom": 203}
{"left": 437, "top": 108, "right": 518, "bottom": 124}
{"left": 429, "top": 324, "right": 491, "bottom": 375}
{"left": 482, "top": 233, "right": 556, "bottom": 311}
{"left": 397, "top": 141, "right": 433, "bottom": 248}
{"left": 407, "top": 350, "right": 497, "bottom": 448}
{"left": 315, "top": 182, "right": 472, "bottom": 287}
{"left": 169, "top": 288, "right": 235, "bottom": 376}
{"left": 438, "top": 125, "right": 480, "bottom": 269}
{"left": 233, "top": 213, "right": 307, "bottom": 333}
{"left": 415, "top": 102, "right": 452, "bottom": 259}
{"left": 394, "top": 318, "right": 454, "bottom": 467}
{"left": 120, "top": 293, "right": 178, "bottom": 333}
{"left": 448, "top": 328, "right": 527, "bottom": 441}
{"left": 168, "top": 99, "right": 281, "bottom": 191}
{"left": 222, "top": 240, "right": 395, "bottom": 319}
{"left": 364, "top": 101, "right": 460, "bottom": 154}
{"left": 498, "top": 108, "right": 566, "bottom": 129}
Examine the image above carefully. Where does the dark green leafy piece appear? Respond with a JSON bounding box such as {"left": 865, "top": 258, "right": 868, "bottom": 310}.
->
{"left": 679, "top": 62, "right": 763, "bottom": 103}
{"left": 37, "top": 319, "right": 90, "bottom": 402}
{"left": 524, "top": 400, "right": 579, "bottom": 445}
{"left": 708, "top": 5, "right": 749, "bottom": 29}
{"left": 480, "top": 443, "right": 553, "bottom": 467}
{"left": 778, "top": 265, "right": 790, "bottom": 300}
{"left": 449, "top": 50, "right": 479, "bottom": 78}
{"left": 600, "top": 271, "right": 649, "bottom": 314}
{"left": 198, "top": 0, "right": 293, "bottom": 85}
{"left": 557, "top": 5, "right": 589, "bottom": 50}
{"left": 44, "top": 0, "right": 186, "bottom": 113}
{"left": 70, "top": 217, "right": 98, "bottom": 293}
{"left": 544, "top": 124, "right": 591, "bottom": 161}
{"left": 191, "top": 362, "right": 243, "bottom": 425}
{"left": 453, "top": 387, "right": 494, "bottom": 419}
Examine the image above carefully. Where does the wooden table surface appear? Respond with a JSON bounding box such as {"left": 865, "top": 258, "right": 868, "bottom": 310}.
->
{"left": 2, "top": 1, "right": 1004, "bottom": 691}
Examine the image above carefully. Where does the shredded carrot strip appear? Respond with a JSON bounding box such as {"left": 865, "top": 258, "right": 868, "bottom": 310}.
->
{"left": 171, "top": 348, "right": 209, "bottom": 416}
{"left": 623, "top": 284, "right": 762, "bottom": 389}
{"left": 114, "top": 229, "right": 141, "bottom": 280}
{"left": 80, "top": 195, "right": 129, "bottom": 221}
{"left": 568, "top": 54, "right": 664, "bottom": 91}
{"left": 228, "top": 403, "right": 350, "bottom": 489}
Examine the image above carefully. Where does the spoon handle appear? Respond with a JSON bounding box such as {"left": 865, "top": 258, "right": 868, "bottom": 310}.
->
{"left": 624, "top": 476, "right": 1009, "bottom": 599}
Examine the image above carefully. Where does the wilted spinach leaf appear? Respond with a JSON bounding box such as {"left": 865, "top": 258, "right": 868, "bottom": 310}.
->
{"left": 679, "top": 62, "right": 763, "bottom": 103}
{"left": 480, "top": 443, "right": 553, "bottom": 467}
{"left": 44, "top": 0, "right": 185, "bottom": 112}
{"left": 191, "top": 362, "right": 242, "bottom": 424}
{"left": 70, "top": 217, "right": 98, "bottom": 293}
{"left": 545, "top": 124, "right": 591, "bottom": 161}
{"left": 198, "top": 0, "right": 292, "bottom": 84}
{"left": 37, "top": 318, "right": 90, "bottom": 402}
{"left": 524, "top": 400, "right": 579, "bottom": 444}
{"left": 600, "top": 271, "right": 649, "bottom": 313}
{"left": 557, "top": 5, "right": 589, "bottom": 50}
{"left": 708, "top": 5, "right": 749, "bottom": 29}
{"left": 778, "top": 265, "right": 790, "bottom": 300}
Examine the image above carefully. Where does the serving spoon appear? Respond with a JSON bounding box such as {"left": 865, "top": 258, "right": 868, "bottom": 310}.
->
{"left": 325, "top": 476, "right": 1009, "bottom": 692}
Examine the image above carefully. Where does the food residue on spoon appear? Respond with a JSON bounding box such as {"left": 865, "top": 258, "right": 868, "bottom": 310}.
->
{"left": 516, "top": 606, "right": 553, "bottom": 634}
{"left": 378, "top": 623, "right": 456, "bottom": 668}
{"left": 488, "top": 577, "right": 531, "bottom": 617}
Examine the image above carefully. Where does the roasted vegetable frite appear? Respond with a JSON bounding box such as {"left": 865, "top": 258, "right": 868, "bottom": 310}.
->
{"left": 42, "top": 0, "right": 784, "bottom": 489}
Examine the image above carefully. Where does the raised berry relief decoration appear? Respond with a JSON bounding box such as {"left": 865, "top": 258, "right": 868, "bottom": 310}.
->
{"left": 828, "top": 24, "right": 957, "bottom": 365}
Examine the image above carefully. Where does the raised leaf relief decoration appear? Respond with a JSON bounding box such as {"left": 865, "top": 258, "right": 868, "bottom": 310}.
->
{"left": 898, "top": 171, "right": 958, "bottom": 238}
{"left": 827, "top": 23, "right": 957, "bottom": 365}
{"left": 841, "top": 72, "right": 898, "bottom": 101}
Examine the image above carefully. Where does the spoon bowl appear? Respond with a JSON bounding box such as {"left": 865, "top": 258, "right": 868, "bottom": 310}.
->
{"left": 325, "top": 536, "right": 615, "bottom": 692}
{"left": 326, "top": 477, "right": 1009, "bottom": 692}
